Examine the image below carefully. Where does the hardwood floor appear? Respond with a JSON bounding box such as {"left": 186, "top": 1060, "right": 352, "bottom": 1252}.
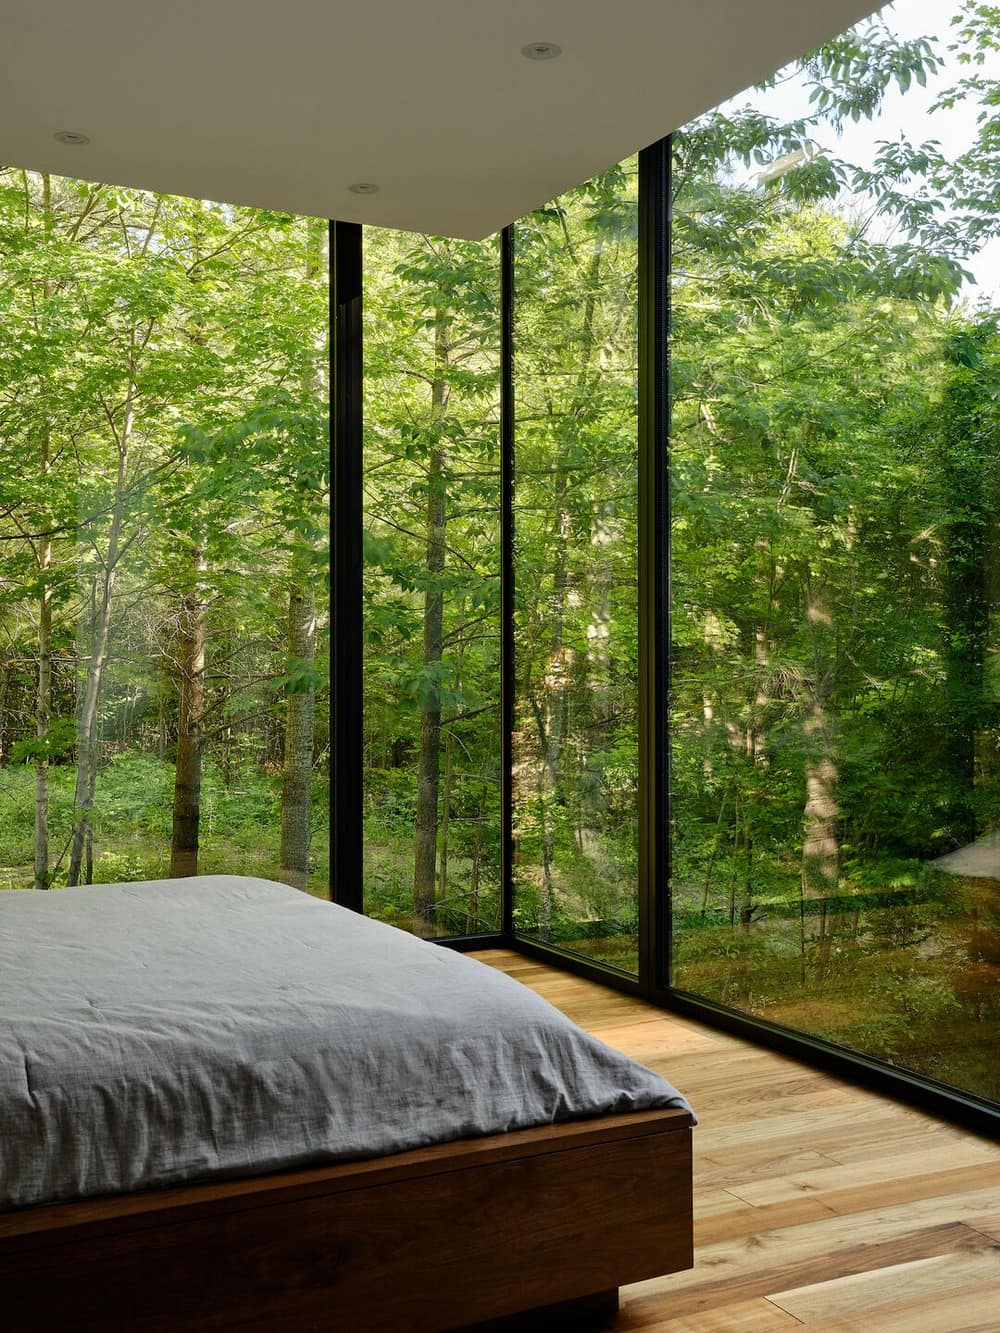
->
{"left": 473, "top": 950, "right": 1000, "bottom": 1333}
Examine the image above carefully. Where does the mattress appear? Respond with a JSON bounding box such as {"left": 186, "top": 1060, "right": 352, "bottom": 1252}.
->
{"left": 0, "top": 875, "right": 692, "bottom": 1210}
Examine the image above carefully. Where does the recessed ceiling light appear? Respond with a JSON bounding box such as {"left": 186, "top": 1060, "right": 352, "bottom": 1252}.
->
{"left": 349, "top": 182, "right": 380, "bottom": 195}
{"left": 53, "top": 131, "right": 90, "bottom": 146}
{"left": 521, "top": 42, "right": 562, "bottom": 60}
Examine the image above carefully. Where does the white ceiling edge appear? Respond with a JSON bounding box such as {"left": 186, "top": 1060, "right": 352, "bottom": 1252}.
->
{"left": 2, "top": 1, "right": 885, "bottom": 240}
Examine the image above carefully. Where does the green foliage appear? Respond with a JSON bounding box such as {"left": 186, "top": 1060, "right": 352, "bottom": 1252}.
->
{"left": 10, "top": 719, "right": 76, "bottom": 764}
{"left": 0, "top": 173, "right": 329, "bottom": 895}
{"left": 665, "top": 1, "right": 1000, "bottom": 1102}
{"left": 2, "top": 1, "right": 999, "bottom": 1102}
{"left": 362, "top": 227, "right": 503, "bottom": 933}
{"left": 0, "top": 754, "right": 330, "bottom": 893}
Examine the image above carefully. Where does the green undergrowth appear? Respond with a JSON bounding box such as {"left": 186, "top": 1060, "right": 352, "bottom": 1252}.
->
{"left": 0, "top": 754, "right": 330, "bottom": 897}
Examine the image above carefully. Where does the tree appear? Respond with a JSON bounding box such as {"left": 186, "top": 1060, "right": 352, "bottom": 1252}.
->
{"left": 0, "top": 174, "right": 330, "bottom": 892}
{"left": 363, "top": 230, "right": 502, "bottom": 934}
{"left": 666, "top": 3, "right": 1000, "bottom": 1083}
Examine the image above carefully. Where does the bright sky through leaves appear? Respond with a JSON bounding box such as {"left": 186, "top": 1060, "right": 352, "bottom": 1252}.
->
{"left": 735, "top": 0, "right": 1000, "bottom": 298}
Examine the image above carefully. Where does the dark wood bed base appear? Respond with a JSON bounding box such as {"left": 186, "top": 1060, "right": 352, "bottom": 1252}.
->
{"left": 0, "top": 1106, "right": 693, "bottom": 1332}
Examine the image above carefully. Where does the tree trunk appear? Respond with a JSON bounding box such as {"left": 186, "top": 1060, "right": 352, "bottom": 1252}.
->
{"left": 34, "top": 540, "right": 52, "bottom": 889}
{"left": 68, "top": 419, "right": 129, "bottom": 887}
{"left": 801, "top": 698, "right": 839, "bottom": 971}
{"left": 170, "top": 553, "right": 207, "bottom": 877}
{"left": 437, "top": 632, "right": 466, "bottom": 912}
{"left": 468, "top": 778, "right": 488, "bottom": 933}
{"left": 412, "top": 314, "right": 449, "bottom": 935}
{"left": 437, "top": 725, "right": 454, "bottom": 906}
{"left": 802, "top": 734, "right": 839, "bottom": 892}
{"left": 157, "top": 662, "right": 170, "bottom": 761}
{"left": 544, "top": 476, "right": 571, "bottom": 941}
{"left": 220, "top": 717, "right": 233, "bottom": 786}
{"left": 278, "top": 222, "right": 325, "bottom": 894}
{"left": 942, "top": 357, "right": 988, "bottom": 846}
{"left": 799, "top": 561, "right": 840, "bottom": 972}
{"left": 33, "top": 173, "right": 54, "bottom": 890}
{"left": 528, "top": 233, "right": 604, "bottom": 941}
{"left": 279, "top": 579, "right": 317, "bottom": 892}
{"left": 0, "top": 658, "right": 9, "bottom": 767}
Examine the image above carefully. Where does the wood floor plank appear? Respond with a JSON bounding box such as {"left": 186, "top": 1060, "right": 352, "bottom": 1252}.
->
{"left": 693, "top": 1187, "right": 756, "bottom": 1221}
{"left": 767, "top": 1249, "right": 1000, "bottom": 1321}
{"left": 473, "top": 951, "right": 998, "bottom": 1333}
{"left": 803, "top": 1279, "right": 1000, "bottom": 1331}
{"left": 696, "top": 1148, "right": 841, "bottom": 1190}
{"left": 617, "top": 1295, "right": 803, "bottom": 1331}
{"left": 698, "top": 1122, "right": 972, "bottom": 1185}
{"left": 695, "top": 1102, "right": 949, "bottom": 1155}
{"left": 966, "top": 1212, "right": 1000, "bottom": 1242}
{"left": 690, "top": 1086, "right": 866, "bottom": 1126}
{"left": 624, "top": 1223, "right": 992, "bottom": 1321}
{"left": 822, "top": 1119, "right": 971, "bottom": 1165}
{"left": 586, "top": 1020, "right": 720, "bottom": 1059}
{"left": 667, "top": 1184, "right": 1000, "bottom": 1268}
{"left": 703, "top": 1163, "right": 1000, "bottom": 1246}
{"left": 694, "top": 1193, "right": 837, "bottom": 1245}
{"left": 725, "top": 1142, "right": 1000, "bottom": 1208}
{"left": 817, "top": 1160, "right": 1000, "bottom": 1219}
{"left": 697, "top": 1164, "right": 1000, "bottom": 1247}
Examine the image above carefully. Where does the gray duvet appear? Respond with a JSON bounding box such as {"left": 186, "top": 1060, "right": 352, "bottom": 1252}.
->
{"left": 0, "top": 875, "right": 692, "bottom": 1211}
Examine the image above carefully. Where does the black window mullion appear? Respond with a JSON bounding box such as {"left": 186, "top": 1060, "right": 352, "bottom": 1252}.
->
{"left": 331, "top": 220, "right": 364, "bottom": 912}
{"left": 500, "top": 226, "right": 516, "bottom": 940}
{"left": 638, "top": 139, "right": 672, "bottom": 996}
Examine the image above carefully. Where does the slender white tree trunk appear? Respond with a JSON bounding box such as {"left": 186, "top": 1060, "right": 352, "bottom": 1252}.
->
{"left": 279, "top": 577, "right": 317, "bottom": 891}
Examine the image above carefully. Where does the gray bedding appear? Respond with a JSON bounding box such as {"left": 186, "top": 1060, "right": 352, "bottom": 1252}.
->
{"left": 0, "top": 875, "right": 692, "bottom": 1211}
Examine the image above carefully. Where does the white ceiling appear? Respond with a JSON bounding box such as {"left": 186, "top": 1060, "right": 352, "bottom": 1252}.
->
{"left": 2, "top": 1, "right": 883, "bottom": 239}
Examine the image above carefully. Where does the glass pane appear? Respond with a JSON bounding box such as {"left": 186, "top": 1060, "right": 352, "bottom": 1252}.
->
{"left": 671, "top": 0, "right": 1000, "bottom": 1103}
{"left": 0, "top": 173, "right": 330, "bottom": 896}
{"left": 512, "top": 157, "right": 641, "bottom": 972}
{"left": 362, "top": 229, "right": 502, "bottom": 936}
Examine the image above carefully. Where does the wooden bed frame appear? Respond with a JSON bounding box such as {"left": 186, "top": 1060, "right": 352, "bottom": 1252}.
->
{"left": 0, "top": 1106, "right": 693, "bottom": 1332}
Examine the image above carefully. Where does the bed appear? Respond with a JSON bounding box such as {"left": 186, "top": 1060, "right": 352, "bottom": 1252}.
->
{"left": 0, "top": 875, "right": 695, "bottom": 1331}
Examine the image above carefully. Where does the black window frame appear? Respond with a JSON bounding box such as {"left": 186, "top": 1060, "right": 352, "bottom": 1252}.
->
{"left": 331, "top": 146, "right": 1000, "bottom": 1137}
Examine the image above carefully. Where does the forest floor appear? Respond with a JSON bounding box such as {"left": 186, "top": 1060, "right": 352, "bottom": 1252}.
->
{"left": 526, "top": 869, "right": 999, "bottom": 1104}
{"left": 670, "top": 871, "right": 1000, "bottom": 1105}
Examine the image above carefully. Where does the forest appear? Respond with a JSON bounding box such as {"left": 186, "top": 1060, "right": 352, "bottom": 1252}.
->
{"left": 669, "top": 0, "right": 1000, "bottom": 1103}
{"left": 0, "top": 186, "right": 329, "bottom": 895}
{"left": 669, "top": 0, "right": 1000, "bottom": 1101}
{"left": 1, "top": 1, "right": 998, "bottom": 1103}
{"left": 361, "top": 0, "right": 1000, "bottom": 1102}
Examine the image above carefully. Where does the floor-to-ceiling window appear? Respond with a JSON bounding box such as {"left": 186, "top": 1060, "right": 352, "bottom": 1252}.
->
{"left": 5, "top": 0, "right": 995, "bottom": 1146}
{"left": 361, "top": 228, "right": 502, "bottom": 936}
{"left": 670, "top": 0, "right": 1000, "bottom": 1103}
{"left": 0, "top": 173, "right": 330, "bottom": 895}
{"left": 511, "top": 156, "right": 642, "bottom": 972}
